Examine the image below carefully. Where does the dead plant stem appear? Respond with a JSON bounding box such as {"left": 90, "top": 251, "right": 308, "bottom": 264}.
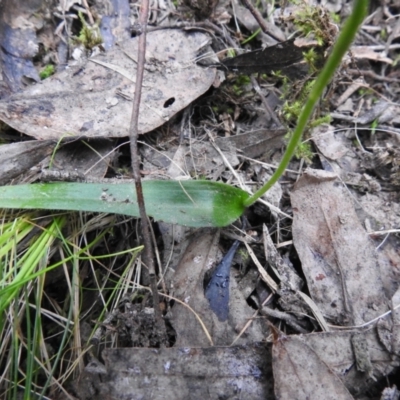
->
{"left": 128, "top": 0, "right": 164, "bottom": 330}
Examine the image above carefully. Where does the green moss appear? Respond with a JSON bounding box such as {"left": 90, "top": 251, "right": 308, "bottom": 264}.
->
{"left": 232, "top": 74, "right": 251, "bottom": 95}
{"left": 292, "top": 3, "right": 336, "bottom": 47}
{"left": 330, "top": 12, "right": 341, "bottom": 24}
{"left": 296, "top": 141, "right": 314, "bottom": 162}
{"left": 274, "top": 2, "right": 340, "bottom": 161}
{"left": 309, "top": 114, "right": 332, "bottom": 128}
{"left": 303, "top": 48, "right": 322, "bottom": 72}
{"left": 75, "top": 11, "right": 102, "bottom": 50}
{"left": 39, "top": 64, "right": 55, "bottom": 80}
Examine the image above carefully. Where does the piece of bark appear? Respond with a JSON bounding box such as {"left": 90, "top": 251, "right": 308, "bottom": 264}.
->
{"left": 73, "top": 344, "right": 274, "bottom": 400}
{"left": 0, "top": 0, "right": 42, "bottom": 92}
{"left": 0, "top": 140, "right": 55, "bottom": 184}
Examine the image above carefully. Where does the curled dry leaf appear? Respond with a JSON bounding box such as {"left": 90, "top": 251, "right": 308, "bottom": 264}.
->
{"left": 41, "top": 139, "right": 116, "bottom": 180}
{"left": 0, "top": 30, "right": 216, "bottom": 139}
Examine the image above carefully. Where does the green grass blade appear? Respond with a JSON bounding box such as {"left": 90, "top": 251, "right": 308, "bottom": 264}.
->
{"left": 0, "top": 180, "right": 249, "bottom": 227}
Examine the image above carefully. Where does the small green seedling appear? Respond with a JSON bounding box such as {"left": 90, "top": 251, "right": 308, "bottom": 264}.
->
{"left": 370, "top": 118, "right": 378, "bottom": 135}
{"left": 227, "top": 48, "right": 236, "bottom": 58}
{"left": 241, "top": 28, "right": 261, "bottom": 45}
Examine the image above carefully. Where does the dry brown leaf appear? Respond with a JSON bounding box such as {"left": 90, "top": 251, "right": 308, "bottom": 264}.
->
{"left": 298, "top": 330, "right": 398, "bottom": 393}
{"left": 141, "top": 140, "right": 239, "bottom": 179}
{"left": 43, "top": 139, "right": 115, "bottom": 179}
{"left": 352, "top": 46, "right": 393, "bottom": 64}
{"left": 355, "top": 100, "right": 399, "bottom": 125}
{"left": 273, "top": 335, "right": 355, "bottom": 400}
{"left": 215, "top": 128, "right": 286, "bottom": 159}
{"left": 290, "top": 168, "right": 388, "bottom": 326}
{"left": 310, "top": 125, "right": 383, "bottom": 193}
{"left": 168, "top": 229, "right": 266, "bottom": 346}
{"left": 168, "top": 229, "right": 220, "bottom": 347}
{"left": 273, "top": 330, "right": 399, "bottom": 398}
{"left": 0, "top": 30, "right": 216, "bottom": 139}
{"left": 311, "top": 124, "right": 350, "bottom": 160}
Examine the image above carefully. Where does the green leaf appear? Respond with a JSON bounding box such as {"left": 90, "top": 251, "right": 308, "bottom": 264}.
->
{"left": 0, "top": 180, "right": 249, "bottom": 228}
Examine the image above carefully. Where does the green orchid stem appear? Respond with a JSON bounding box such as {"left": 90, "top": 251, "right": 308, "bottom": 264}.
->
{"left": 243, "top": 0, "right": 368, "bottom": 208}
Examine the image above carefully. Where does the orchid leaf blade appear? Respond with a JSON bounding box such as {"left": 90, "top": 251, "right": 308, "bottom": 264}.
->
{"left": 0, "top": 180, "right": 249, "bottom": 227}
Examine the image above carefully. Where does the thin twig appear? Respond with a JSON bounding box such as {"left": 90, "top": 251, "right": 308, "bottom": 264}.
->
{"left": 128, "top": 0, "right": 165, "bottom": 333}
{"left": 347, "top": 68, "right": 400, "bottom": 83}
{"left": 250, "top": 76, "right": 281, "bottom": 127}
{"left": 240, "top": 0, "right": 282, "bottom": 42}
{"left": 146, "top": 21, "right": 238, "bottom": 49}
{"left": 81, "top": 0, "right": 95, "bottom": 25}
{"left": 261, "top": 305, "right": 308, "bottom": 333}
{"left": 230, "top": 293, "right": 273, "bottom": 346}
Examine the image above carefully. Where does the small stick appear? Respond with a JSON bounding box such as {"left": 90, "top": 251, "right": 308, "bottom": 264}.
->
{"left": 81, "top": 0, "right": 95, "bottom": 25}
{"left": 240, "top": 0, "right": 282, "bottom": 42}
{"left": 128, "top": 0, "right": 165, "bottom": 334}
{"left": 146, "top": 21, "right": 238, "bottom": 49}
{"left": 250, "top": 76, "right": 281, "bottom": 127}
